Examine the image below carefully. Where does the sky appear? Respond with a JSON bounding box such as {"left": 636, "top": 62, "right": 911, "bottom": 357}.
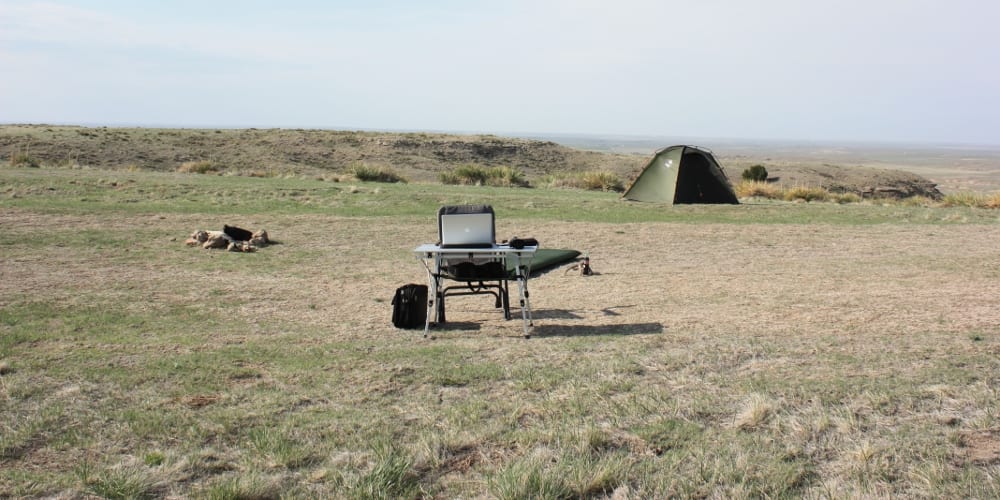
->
{"left": 1, "top": 0, "right": 998, "bottom": 145}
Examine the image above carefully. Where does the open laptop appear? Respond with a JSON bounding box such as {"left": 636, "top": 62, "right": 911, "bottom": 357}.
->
{"left": 439, "top": 206, "right": 495, "bottom": 248}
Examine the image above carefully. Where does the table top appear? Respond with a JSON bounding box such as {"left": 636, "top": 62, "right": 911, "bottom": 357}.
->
{"left": 413, "top": 244, "right": 538, "bottom": 255}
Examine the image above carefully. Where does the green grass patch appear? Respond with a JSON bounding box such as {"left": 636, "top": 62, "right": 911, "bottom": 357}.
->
{"left": 3, "top": 167, "right": 998, "bottom": 224}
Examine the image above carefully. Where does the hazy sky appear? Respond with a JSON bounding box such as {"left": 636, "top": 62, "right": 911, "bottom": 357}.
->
{"left": 2, "top": 0, "right": 998, "bottom": 144}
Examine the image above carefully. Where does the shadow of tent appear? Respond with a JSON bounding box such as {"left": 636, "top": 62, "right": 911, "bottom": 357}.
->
{"left": 532, "top": 322, "right": 664, "bottom": 337}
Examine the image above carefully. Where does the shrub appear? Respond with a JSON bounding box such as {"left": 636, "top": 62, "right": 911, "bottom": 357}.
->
{"left": 177, "top": 160, "right": 221, "bottom": 174}
{"left": 741, "top": 164, "right": 769, "bottom": 182}
{"left": 350, "top": 163, "right": 407, "bottom": 183}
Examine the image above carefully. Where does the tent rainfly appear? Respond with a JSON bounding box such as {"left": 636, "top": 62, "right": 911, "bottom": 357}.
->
{"left": 623, "top": 145, "right": 739, "bottom": 204}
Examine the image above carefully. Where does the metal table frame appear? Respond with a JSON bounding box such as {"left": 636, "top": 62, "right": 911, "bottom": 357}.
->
{"left": 414, "top": 244, "right": 536, "bottom": 338}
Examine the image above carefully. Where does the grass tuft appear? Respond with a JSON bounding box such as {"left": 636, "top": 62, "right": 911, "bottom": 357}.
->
{"left": 348, "top": 442, "right": 421, "bottom": 499}
{"left": 784, "top": 186, "right": 829, "bottom": 202}
{"left": 579, "top": 171, "right": 625, "bottom": 192}
{"left": 248, "top": 427, "right": 312, "bottom": 469}
{"left": 734, "top": 180, "right": 783, "bottom": 199}
{"left": 350, "top": 163, "right": 407, "bottom": 183}
{"left": 203, "top": 474, "right": 277, "bottom": 500}
{"left": 9, "top": 152, "right": 41, "bottom": 168}
{"left": 78, "top": 464, "right": 156, "bottom": 500}
{"left": 735, "top": 394, "right": 776, "bottom": 431}
{"left": 489, "top": 456, "right": 574, "bottom": 500}
{"left": 940, "top": 191, "right": 1000, "bottom": 209}
{"left": 543, "top": 171, "right": 624, "bottom": 192}
{"left": 177, "top": 160, "right": 222, "bottom": 174}
{"left": 832, "top": 192, "right": 862, "bottom": 204}
{"left": 440, "top": 164, "right": 529, "bottom": 187}
{"left": 143, "top": 451, "right": 165, "bottom": 466}
{"left": 486, "top": 165, "right": 529, "bottom": 187}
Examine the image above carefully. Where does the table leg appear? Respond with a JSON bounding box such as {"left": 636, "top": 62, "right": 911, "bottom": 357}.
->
{"left": 423, "top": 256, "right": 440, "bottom": 338}
{"left": 514, "top": 254, "right": 532, "bottom": 338}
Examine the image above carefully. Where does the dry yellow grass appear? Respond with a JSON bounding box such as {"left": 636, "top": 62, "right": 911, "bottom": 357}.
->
{"left": 734, "top": 180, "right": 783, "bottom": 199}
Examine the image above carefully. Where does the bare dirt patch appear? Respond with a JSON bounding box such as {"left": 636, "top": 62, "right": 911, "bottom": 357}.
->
{"left": 958, "top": 429, "right": 1000, "bottom": 465}
{"left": 3, "top": 211, "right": 1000, "bottom": 342}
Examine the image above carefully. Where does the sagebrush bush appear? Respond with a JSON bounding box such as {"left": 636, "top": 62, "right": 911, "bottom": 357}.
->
{"left": 350, "top": 163, "right": 407, "bottom": 183}
{"left": 742, "top": 165, "right": 769, "bottom": 182}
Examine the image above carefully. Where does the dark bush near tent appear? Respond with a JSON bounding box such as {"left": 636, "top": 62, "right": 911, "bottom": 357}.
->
{"left": 742, "top": 165, "right": 769, "bottom": 182}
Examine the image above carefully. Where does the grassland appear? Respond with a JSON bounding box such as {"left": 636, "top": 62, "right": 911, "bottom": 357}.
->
{"left": 2, "top": 124, "right": 973, "bottom": 199}
{"left": 2, "top": 165, "right": 1000, "bottom": 498}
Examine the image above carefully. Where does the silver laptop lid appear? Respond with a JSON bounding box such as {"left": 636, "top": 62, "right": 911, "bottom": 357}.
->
{"left": 440, "top": 213, "right": 494, "bottom": 248}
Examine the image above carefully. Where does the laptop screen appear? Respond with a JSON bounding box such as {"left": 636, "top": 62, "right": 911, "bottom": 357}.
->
{"left": 439, "top": 213, "right": 494, "bottom": 248}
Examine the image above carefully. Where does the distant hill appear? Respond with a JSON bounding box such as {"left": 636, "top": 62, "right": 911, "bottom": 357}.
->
{"left": 0, "top": 124, "right": 645, "bottom": 182}
{"left": 1, "top": 124, "right": 944, "bottom": 198}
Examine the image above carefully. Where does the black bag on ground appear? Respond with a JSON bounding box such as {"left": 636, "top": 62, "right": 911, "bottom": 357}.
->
{"left": 446, "top": 261, "right": 507, "bottom": 280}
{"left": 391, "top": 284, "right": 428, "bottom": 329}
{"left": 223, "top": 225, "right": 253, "bottom": 241}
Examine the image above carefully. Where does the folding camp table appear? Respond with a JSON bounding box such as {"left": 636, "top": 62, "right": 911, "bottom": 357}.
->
{"left": 414, "top": 244, "right": 537, "bottom": 338}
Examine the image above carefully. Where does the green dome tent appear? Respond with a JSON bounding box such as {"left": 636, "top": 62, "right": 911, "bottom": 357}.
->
{"left": 623, "top": 145, "right": 739, "bottom": 204}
